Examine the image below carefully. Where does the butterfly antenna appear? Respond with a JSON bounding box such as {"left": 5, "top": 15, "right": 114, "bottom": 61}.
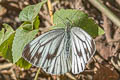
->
{"left": 54, "top": 9, "right": 80, "bottom": 26}
{"left": 66, "top": 17, "right": 72, "bottom": 23}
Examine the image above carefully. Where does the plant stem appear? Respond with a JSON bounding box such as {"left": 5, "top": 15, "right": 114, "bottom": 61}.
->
{"left": 47, "top": 0, "right": 53, "bottom": 25}
{"left": 34, "top": 68, "right": 41, "bottom": 80}
{"left": 88, "top": 0, "right": 120, "bottom": 27}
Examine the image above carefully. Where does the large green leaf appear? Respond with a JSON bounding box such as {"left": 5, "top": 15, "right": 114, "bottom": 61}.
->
{"left": 19, "top": 0, "right": 47, "bottom": 22}
{"left": 51, "top": 9, "right": 104, "bottom": 37}
{"left": 12, "top": 28, "right": 38, "bottom": 63}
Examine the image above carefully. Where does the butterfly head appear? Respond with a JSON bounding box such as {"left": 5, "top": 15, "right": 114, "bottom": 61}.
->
{"left": 64, "top": 17, "right": 72, "bottom": 31}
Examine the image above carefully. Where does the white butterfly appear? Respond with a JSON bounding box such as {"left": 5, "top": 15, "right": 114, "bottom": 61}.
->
{"left": 22, "top": 16, "right": 96, "bottom": 75}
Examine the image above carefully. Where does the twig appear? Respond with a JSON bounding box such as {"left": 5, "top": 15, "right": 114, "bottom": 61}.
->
{"left": 88, "top": 0, "right": 120, "bottom": 27}
{"left": 34, "top": 68, "right": 41, "bottom": 80}
{"left": 10, "top": 67, "right": 17, "bottom": 80}
{"left": 102, "top": 15, "right": 120, "bottom": 43}
{"left": 112, "top": 43, "right": 120, "bottom": 55}
{"left": 0, "top": 63, "right": 13, "bottom": 70}
{"left": 102, "top": 14, "right": 112, "bottom": 43}
{"left": 65, "top": 73, "right": 77, "bottom": 80}
{"left": 47, "top": 0, "right": 53, "bottom": 25}
{"left": 0, "top": 70, "right": 12, "bottom": 74}
{"left": 106, "top": 2, "right": 120, "bottom": 13}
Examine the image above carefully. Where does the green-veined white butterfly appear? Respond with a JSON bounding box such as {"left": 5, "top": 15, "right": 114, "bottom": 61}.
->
{"left": 22, "top": 11, "right": 96, "bottom": 75}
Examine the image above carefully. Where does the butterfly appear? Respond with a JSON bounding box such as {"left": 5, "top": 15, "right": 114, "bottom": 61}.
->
{"left": 22, "top": 11, "right": 96, "bottom": 75}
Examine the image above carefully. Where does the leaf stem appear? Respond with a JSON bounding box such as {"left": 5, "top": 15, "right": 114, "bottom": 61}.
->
{"left": 88, "top": 0, "right": 120, "bottom": 27}
{"left": 34, "top": 68, "right": 41, "bottom": 80}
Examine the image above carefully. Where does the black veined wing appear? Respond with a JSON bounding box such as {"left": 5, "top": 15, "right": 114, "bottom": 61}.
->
{"left": 71, "top": 27, "right": 96, "bottom": 74}
{"left": 22, "top": 27, "right": 96, "bottom": 75}
{"left": 22, "top": 28, "right": 72, "bottom": 75}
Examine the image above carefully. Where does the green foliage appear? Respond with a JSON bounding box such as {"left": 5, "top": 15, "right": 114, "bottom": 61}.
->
{"left": 0, "top": 24, "right": 15, "bottom": 62}
{"left": 52, "top": 9, "right": 104, "bottom": 37}
{"left": 12, "top": 0, "right": 47, "bottom": 65}
{"left": 22, "top": 23, "right": 33, "bottom": 31}
{"left": 19, "top": 5, "right": 34, "bottom": 22}
{"left": 0, "top": 33, "right": 14, "bottom": 62}
{"left": 0, "top": 0, "right": 47, "bottom": 69}
{"left": 0, "top": 29, "right": 4, "bottom": 45}
{"left": 33, "top": 16, "right": 40, "bottom": 29}
{"left": 0, "top": 24, "right": 14, "bottom": 45}
{"left": 16, "top": 58, "right": 32, "bottom": 69}
{"left": 19, "top": 0, "right": 47, "bottom": 22}
{"left": 12, "top": 28, "right": 38, "bottom": 63}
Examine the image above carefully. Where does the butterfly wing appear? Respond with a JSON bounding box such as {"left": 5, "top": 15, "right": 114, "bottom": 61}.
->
{"left": 71, "top": 27, "right": 96, "bottom": 74}
{"left": 22, "top": 29, "right": 72, "bottom": 75}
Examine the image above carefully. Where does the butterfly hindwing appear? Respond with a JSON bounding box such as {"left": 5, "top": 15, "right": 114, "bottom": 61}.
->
{"left": 22, "top": 28, "right": 72, "bottom": 74}
{"left": 71, "top": 27, "right": 96, "bottom": 74}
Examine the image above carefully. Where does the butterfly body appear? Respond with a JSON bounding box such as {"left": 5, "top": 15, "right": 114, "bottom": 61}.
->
{"left": 64, "top": 23, "right": 71, "bottom": 58}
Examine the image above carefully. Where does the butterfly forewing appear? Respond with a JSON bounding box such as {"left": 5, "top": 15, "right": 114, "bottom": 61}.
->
{"left": 71, "top": 27, "right": 96, "bottom": 74}
{"left": 22, "top": 28, "right": 72, "bottom": 75}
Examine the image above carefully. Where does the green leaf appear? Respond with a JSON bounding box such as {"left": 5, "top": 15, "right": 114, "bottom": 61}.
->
{"left": 32, "top": 0, "right": 47, "bottom": 20}
{"left": 19, "top": 22, "right": 33, "bottom": 31}
{"left": 98, "top": 27, "right": 104, "bottom": 36}
{"left": 19, "top": 0, "right": 47, "bottom": 22}
{"left": 16, "top": 58, "right": 32, "bottom": 69}
{"left": 33, "top": 16, "right": 40, "bottom": 29}
{"left": 0, "top": 33, "right": 15, "bottom": 62}
{"left": 19, "top": 5, "right": 35, "bottom": 22}
{"left": 22, "top": 24, "right": 33, "bottom": 31}
{"left": 0, "top": 28, "right": 4, "bottom": 45}
{"left": 0, "top": 24, "right": 14, "bottom": 45}
{"left": 52, "top": 9, "right": 104, "bottom": 37}
{"left": 12, "top": 28, "right": 38, "bottom": 63}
